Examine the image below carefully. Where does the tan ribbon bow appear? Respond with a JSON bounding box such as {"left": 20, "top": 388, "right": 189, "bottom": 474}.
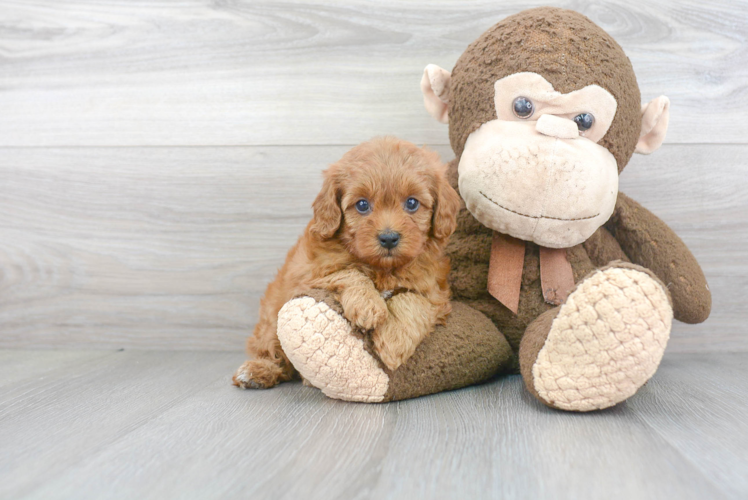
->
{"left": 487, "top": 232, "right": 575, "bottom": 314}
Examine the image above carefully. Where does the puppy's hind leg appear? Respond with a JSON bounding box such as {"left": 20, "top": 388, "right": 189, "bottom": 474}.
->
{"left": 233, "top": 359, "right": 289, "bottom": 389}
{"left": 233, "top": 316, "right": 296, "bottom": 389}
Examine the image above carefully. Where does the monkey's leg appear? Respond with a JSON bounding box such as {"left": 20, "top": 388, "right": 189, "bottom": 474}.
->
{"left": 519, "top": 263, "right": 672, "bottom": 412}
{"left": 276, "top": 289, "right": 514, "bottom": 403}
{"left": 607, "top": 192, "right": 711, "bottom": 324}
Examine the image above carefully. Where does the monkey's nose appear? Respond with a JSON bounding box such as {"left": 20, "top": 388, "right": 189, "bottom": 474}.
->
{"left": 535, "top": 114, "right": 579, "bottom": 139}
{"left": 378, "top": 230, "right": 400, "bottom": 249}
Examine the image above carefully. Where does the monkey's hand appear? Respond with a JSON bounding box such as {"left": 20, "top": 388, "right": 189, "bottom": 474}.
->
{"left": 606, "top": 192, "right": 711, "bottom": 324}
{"left": 372, "top": 292, "right": 437, "bottom": 371}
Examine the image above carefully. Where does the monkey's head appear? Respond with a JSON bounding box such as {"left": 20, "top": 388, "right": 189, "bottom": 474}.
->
{"left": 421, "top": 7, "right": 670, "bottom": 248}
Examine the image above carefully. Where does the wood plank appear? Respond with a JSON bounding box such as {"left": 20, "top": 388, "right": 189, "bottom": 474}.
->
{"left": 11, "top": 351, "right": 736, "bottom": 500}
{"left": 364, "top": 380, "right": 727, "bottom": 500}
{"left": 0, "top": 350, "right": 241, "bottom": 499}
{"left": 0, "top": 145, "right": 332, "bottom": 351}
{"left": 0, "top": 0, "right": 746, "bottom": 146}
{"left": 0, "top": 144, "right": 744, "bottom": 351}
{"left": 0, "top": 349, "right": 114, "bottom": 389}
{"left": 629, "top": 353, "right": 748, "bottom": 499}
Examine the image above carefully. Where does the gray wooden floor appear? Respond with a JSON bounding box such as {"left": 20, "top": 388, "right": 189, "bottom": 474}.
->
{"left": 1, "top": 349, "right": 746, "bottom": 500}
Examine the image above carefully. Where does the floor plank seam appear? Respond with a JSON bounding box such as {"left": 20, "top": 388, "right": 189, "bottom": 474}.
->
{"left": 16, "top": 366, "right": 239, "bottom": 499}
{"left": 0, "top": 350, "right": 123, "bottom": 407}
{"left": 628, "top": 389, "right": 738, "bottom": 499}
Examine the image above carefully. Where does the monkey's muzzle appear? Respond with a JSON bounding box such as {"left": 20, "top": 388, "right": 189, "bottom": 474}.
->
{"left": 458, "top": 119, "right": 619, "bottom": 248}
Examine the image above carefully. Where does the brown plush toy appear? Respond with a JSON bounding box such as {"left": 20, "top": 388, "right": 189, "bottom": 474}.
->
{"left": 275, "top": 7, "right": 711, "bottom": 410}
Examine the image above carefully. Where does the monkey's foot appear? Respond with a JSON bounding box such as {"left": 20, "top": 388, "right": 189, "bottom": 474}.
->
{"left": 520, "top": 264, "right": 672, "bottom": 412}
{"left": 277, "top": 292, "right": 390, "bottom": 403}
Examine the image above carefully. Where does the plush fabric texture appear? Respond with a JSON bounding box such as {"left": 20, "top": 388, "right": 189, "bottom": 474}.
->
{"left": 493, "top": 73, "right": 617, "bottom": 143}
{"left": 446, "top": 158, "right": 601, "bottom": 353}
{"left": 457, "top": 120, "right": 619, "bottom": 248}
{"left": 277, "top": 293, "right": 389, "bottom": 403}
{"left": 518, "top": 306, "right": 559, "bottom": 404}
{"left": 274, "top": 7, "right": 710, "bottom": 409}
{"left": 520, "top": 263, "right": 672, "bottom": 411}
{"left": 606, "top": 193, "right": 711, "bottom": 324}
{"left": 534, "top": 114, "right": 579, "bottom": 139}
{"left": 384, "top": 301, "right": 515, "bottom": 401}
{"left": 448, "top": 6, "right": 641, "bottom": 172}
{"left": 636, "top": 96, "right": 671, "bottom": 154}
{"left": 276, "top": 290, "right": 514, "bottom": 403}
{"left": 421, "top": 64, "right": 451, "bottom": 123}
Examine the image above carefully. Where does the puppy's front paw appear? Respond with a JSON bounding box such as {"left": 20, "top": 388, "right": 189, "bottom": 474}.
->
{"left": 372, "top": 319, "right": 426, "bottom": 371}
{"left": 340, "top": 289, "right": 388, "bottom": 330}
{"left": 232, "top": 359, "right": 284, "bottom": 389}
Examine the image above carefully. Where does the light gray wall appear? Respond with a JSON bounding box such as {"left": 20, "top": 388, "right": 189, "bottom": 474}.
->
{"left": 1, "top": 0, "right": 745, "bottom": 351}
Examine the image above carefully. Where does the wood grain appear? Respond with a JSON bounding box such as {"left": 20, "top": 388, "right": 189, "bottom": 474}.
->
{"left": 629, "top": 353, "right": 748, "bottom": 499}
{"left": 2, "top": 350, "right": 741, "bottom": 500}
{"left": 0, "top": 144, "right": 744, "bottom": 351}
{"left": 0, "top": 350, "right": 240, "bottom": 499}
{"left": 0, "top": 0, "right": 746, "bottom": 146}
{"left": 0, "top": 349, "right": 114, "bottom": 388}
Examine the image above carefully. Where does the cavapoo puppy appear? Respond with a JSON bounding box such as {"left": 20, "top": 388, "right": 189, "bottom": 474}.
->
{"left": 233, "top": 136, "right": 461, "bottom": 389}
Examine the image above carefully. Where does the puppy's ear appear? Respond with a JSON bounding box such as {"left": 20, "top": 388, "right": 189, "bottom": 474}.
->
{"left": 431, "top": 168, "right": 460, "bottom": 243}
{"left": 310, "top": 166, "right": 342, "bottom": 239}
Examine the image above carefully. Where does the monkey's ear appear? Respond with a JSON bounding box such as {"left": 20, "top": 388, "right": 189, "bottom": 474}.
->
{"left": 310, "top": 168, "right": 342, "bottom": 239}
{"left": 635, "top": 96, "right": 670, "bottom": 154}
{"left": 421, "top": 64, "right": 451, "bottom": 124}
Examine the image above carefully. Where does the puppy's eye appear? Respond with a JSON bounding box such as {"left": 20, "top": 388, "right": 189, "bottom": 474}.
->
{"left": 574, "top": 113, "right": 595, "bottom": 131}
{"left": 512, "top": 97, "right": 534, "bottom": 118}
{"left": 404, "top": 197, "right": 420, "bottom": 213}
{"left": 355, "top": 199, "right": 371, "bottom": 214}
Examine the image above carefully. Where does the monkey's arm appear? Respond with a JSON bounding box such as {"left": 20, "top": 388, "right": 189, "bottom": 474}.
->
{"left": 605, "top": 192, "right": 711, "bottom": 324}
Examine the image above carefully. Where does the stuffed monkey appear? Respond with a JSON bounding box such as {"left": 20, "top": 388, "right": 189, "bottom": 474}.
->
{"left": 275, "top": 7, "right": 711, "bottom": 410}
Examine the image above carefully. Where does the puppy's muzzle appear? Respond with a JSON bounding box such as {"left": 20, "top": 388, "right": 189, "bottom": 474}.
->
{"left": 378, "top": 230, "right": 400, "bottom": 249}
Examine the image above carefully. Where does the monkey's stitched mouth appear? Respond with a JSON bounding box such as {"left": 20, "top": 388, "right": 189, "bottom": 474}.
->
{"left": 479, "top": 191, "right": 599, "bottom": 222}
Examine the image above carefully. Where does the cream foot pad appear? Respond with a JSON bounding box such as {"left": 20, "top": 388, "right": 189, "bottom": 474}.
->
{"left": 277, "top": 297, "right": 389, "bottom": 403}
{"left": 532, "top": 267, "right": 673, "bottom": 411}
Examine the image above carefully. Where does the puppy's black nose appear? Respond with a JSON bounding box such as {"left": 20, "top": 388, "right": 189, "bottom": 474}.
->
{"left": 378, "top": 230, "right": 400, "bottom": 249}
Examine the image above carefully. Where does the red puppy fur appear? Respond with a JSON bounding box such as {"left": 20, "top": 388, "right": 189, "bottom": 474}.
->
{"left": 233, "top": 137, "right": 461, "bottom": 389}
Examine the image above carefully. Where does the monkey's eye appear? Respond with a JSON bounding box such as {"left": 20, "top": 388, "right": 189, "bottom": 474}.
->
{"left": 355, "top": 199, "right": 371, "bottom": 214}
{"left": 574, "top": 113, "right": 595, "bottom": 132}
{"left": 404, "top": 197, "right": 420, "bottom": 213}
{"left": 512, "top": 97, "right": 534, "bottom": 118}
